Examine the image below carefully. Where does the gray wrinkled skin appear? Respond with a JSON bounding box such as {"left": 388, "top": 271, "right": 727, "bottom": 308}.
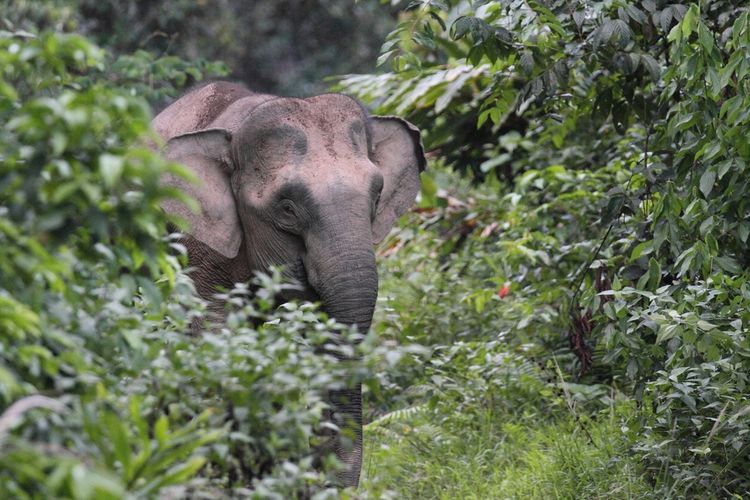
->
{"left": 153, "top": 81, "right": 425, "bottom": 487}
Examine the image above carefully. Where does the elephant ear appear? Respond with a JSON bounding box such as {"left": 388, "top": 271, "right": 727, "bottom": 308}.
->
{"left": 161, "top": 128, "right": 242, "bottom": 259}
{"left": 369, "top": 116, "right": 427, "bottom": 244}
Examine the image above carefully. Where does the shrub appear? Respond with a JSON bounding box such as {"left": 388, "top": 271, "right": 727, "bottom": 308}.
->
{"left": 349, "top": 2, "right": 750, "bottom": 495}
{"left": 0, "top": 28, "right": 387, "bottom": 497}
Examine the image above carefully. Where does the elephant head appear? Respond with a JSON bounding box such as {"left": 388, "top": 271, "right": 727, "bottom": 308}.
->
{"left": 156, "top": 88, "right": 425, "bottom": 487}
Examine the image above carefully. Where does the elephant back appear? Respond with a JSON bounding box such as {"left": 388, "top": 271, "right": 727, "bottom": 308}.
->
{"left": 153, "top": 81, "right": 254, "bottom": 141}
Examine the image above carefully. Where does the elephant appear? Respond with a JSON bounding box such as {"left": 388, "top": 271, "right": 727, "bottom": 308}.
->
{"left": 151, "top": 81, "right": 425, "bottom": 487}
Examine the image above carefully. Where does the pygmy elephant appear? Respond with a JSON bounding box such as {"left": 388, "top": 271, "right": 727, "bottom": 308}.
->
{"left": 152, "top": 82, "right": 425, "bottom": 487}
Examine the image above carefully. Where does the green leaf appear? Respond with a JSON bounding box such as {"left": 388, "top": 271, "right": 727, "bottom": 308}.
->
{"left": 527, "top": 0, "right": 566, "bottom": 38}
{"left": 99, "top": 154, "right": 124, "bottom": 189}
{"left": 676, "top": 246, "right": 696, "bottom": 277}
{"left": 696, "top": 320, "right": 716, "bottom": 331}
{"left": 640, "top": 54, "right": 662, "bottom": 80}
{"left": 593, "top": 20, "right": 616, "bottom": 49}
{"left": 428, "top": 11, "right": 447, "bottom": 32}
{"left": 154, "top": 415, "right": 169, "bottom": 447}
{"left": 716, "top": 256, "right": 742, "bottom": 274}
{"left": 647, "top": 257, "right": 662, "bottom": 290}
{"left": 377, "top": 49, "right": 397, "bottom": 67}
{"left": 611, "top": 19, "right": 632, "bottom": 48}
{"left": 625, "top": 5, "right": 648, "bottom": 24}
{"left": 451, "top": 16, "right": 468, "bottom": 39}
{"left": 630, "top": 240, "right": 654, "bottom": 261}
{"left": 100, "top": 412, "right": 131, "bottom": 480}
{"left": 659, "top": 7, "right": 674, "bottom": 33}
{"left": 699, "top": 168, "right": 716, "bottom": 197}
{"left": 697, "top": 24, "right": 715, "bottom": 53}
{"left": 656, "top": 323, "right": 681, "bottom": 344}
{"left": 138, "top": 457, "right": 207, "bottom": 495}
{"left": 681, "top": 5, "right": 700, "bottom": 38}
{"left": 739, "top": 222, "right": 750, "bottom": 243}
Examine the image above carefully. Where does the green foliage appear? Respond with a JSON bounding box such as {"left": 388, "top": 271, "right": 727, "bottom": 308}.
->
{"left": 0, "top": 27, "right": 204, "bottom": 497}
{"left": 363, "top": 334, "right": 658, "bottom": 498}
{"left": 4, "top": 1, "right": 750, "bottom": 497}
{"left": 106, "top": 50, "right": 229, "bottom": 105}
{"left": 1, "top": 0, "right": 397, "bottom": 96}
{"left": 363, "top": 381, "right": 651, "bottom": 499}
{"left": 1, "top": 1, "right": 230, "bottom": 105}
{"left": 0, "top": 28, "right": 393, "bottom": 497}
{"left": 345, "top": 1, "right": 750, "bottom": 497}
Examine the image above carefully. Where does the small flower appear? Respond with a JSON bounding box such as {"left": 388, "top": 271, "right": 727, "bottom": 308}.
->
{"left": 498, "top": 282, "right": 510, "bottom": 299}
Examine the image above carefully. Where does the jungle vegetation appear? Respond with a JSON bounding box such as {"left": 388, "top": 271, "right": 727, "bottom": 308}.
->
{"left": 1, "top": 0, "right": 749, "bottom": 498}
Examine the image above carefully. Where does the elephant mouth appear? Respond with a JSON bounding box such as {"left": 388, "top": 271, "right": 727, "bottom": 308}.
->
{"left": 278, "top": 258, "right": 320, "bottom": 303}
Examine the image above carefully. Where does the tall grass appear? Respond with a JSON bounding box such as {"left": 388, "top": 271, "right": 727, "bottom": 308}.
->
{"left": 361, "top": 401, "right": 653, "bottom": 499}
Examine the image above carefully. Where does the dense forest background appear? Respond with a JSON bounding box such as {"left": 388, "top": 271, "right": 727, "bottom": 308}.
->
{"left": 2, "top": 0, "right": 750, "bottom": 498}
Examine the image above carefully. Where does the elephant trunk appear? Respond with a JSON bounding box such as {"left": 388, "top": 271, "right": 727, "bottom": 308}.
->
{"left": 313, "top": 248, "right": 378, "bottom": 331}
{"left": 303, "top": 237, "right": 378, "bottom": 488}
{"left": 327, "top": 383, "right": 363, "bottom": 487}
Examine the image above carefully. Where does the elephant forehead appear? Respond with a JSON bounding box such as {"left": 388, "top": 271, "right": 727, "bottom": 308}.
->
{"left": 238, "top": 95, "right": 369, "bottom": 160}
{"left": 233, "top": 95, "right": 375, "bottom": 201}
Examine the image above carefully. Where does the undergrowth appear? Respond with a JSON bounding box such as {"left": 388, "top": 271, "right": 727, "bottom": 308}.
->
{"left": 361, "top": 399, "right": 652, "bottom": 499}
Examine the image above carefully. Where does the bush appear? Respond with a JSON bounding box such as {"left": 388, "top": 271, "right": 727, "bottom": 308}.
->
{"left": 348, "top": 2, "right": 750, "bottom": 496}
{"left": 0, "top": 28, "right": 395, "bottom": 497}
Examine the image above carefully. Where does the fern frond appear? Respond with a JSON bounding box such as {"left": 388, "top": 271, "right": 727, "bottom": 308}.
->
{"left": 366, "top": 404, "right": 426, "bottom": 430}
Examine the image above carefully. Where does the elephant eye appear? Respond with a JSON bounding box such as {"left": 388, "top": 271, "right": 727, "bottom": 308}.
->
{"left": 280, "top": 199, "right": 295, "bottom": 216}
{"left": 272, "top": 184, "right": 312, "bottom": 234}
{"left": 276, "top": 199, "right": 301, "bottom": 232}
{"left": 278, "top": 199, "right": 298, "bottom": 220}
